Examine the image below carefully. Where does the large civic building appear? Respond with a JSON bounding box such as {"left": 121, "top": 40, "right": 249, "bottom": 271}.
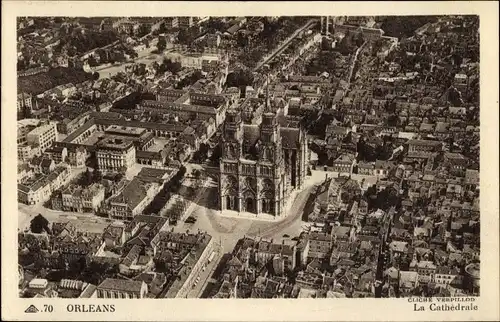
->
{"left": 218, "top": 109, "right": 308, "bottom": 218}
{"left": 96, "top": 137, "right": 136, "bottom": 172}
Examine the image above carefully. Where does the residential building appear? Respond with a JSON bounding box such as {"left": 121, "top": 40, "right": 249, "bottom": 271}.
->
{"left": 43, "top": 146, "right": 68, "bottom": 164}
{"left": 332, "top": 153, "right": 356, "bottom": 175}
{"left": 407, "top": 139, "right": 442, "bottom": 155}
{"left": 18, "top": 165, "right": 71, "bottom": 205}
{"left": 17, "top": 92, "right": 33, "bottom": 113}
{"left": 255, "top": 239, "right": 296, "bottom": 271}
{"left": 308, "top": 232, "right": 333, "bottom": 259}
{"left": 26, "top": 122, "right": 58, "bottom": 153}
{"left": 107, "top": 178, "right": 158, "bottom": 221}
{"left": 61, "top": 183, "right": 105, "bottom": 212}
{"left": 18, "top": 144, "right": 40, "bottom": 162}
{"left": 96, "top": 278, "right": 148, "bottom": 299}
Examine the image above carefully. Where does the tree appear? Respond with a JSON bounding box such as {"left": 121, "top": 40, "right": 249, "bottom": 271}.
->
{"left": 379, "top": 16, "right": 439, "bottom": 39}
{"left": 87, "top": 55, "right": 98, "bottom": 67}
{"left": 94, "top": 170, "right": 103, "bottom": 183}
{"left": 336, "top": 32, "right": 355, "bottom": 56}
{"left": 205, "top": 17, "right": 226, "bottom": 32}
{"left": 80, "top": 261, "right": 118, "bottom": 285}
{"left": 157, "top": 36, "right": 167, "bottom": 52}
{"left": 236, "top": 33, "right": 249, "bottom": 48}
{"left": 162, "top": 58, "right": 182, "bottom": 74}
{"left": 321, "top": 37, "right": 332, "bottom": 51}
{"left": 225, "top": 69, "right": 254, "bottom": 89}
{"left": 387, "top": 114, "right": 399, "bottom": 127}
{"left": 447, "top": 86, "right": 464, "bottom": 106}
{"left": 136, "top": 24, "right": 151, "bottom": 38}
{"left": 177, "top": 27, "right": 198, "bottom": 45}
{"left": 30, "top": 214, "right": 50, "bottom": 234}
{"left": 158, "top": 22, "right": 167, "bottom": 34}
{"left": 354, "top": 32, "right": 365, "bottom": 47}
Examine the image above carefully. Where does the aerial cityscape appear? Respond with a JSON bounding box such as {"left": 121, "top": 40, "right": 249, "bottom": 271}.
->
{"left": 17, "top": 15, "right": 480, "bottom": 299}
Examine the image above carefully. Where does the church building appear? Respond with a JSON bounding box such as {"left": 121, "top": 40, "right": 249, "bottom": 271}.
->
{"left": 218, "top": 107, "right": 308, "bottom": 218}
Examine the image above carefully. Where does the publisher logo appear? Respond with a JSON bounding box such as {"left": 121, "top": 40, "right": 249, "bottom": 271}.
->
{"left": 25, "top": 305, "right": 39, "bottom": 313}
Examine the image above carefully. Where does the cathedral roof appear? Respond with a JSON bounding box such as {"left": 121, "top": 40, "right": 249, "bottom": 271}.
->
{"left": 280, "top": 128, "right": 300, "bottom": 149}
{"left": 241, "top": 124, "right": 301, "bottom": 150}
{"left": 243, "top": 124, "right": 260, "bottom": 147}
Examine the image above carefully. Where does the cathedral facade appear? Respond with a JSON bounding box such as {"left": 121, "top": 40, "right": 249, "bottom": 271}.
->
{"left": 218, "top": 109, "right": 308, "bottom": 217}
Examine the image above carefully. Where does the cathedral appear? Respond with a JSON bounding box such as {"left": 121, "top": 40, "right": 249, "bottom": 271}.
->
{"left": 218, "top": 108, "right": 308, "bottom": 217}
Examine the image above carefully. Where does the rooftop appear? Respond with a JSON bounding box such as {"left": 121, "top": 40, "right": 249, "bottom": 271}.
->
{"left": 97, "top": 136, "right": 135, "bottom": 151}
{"left": 97, "top": 278, "right": 145, "bottom": 293}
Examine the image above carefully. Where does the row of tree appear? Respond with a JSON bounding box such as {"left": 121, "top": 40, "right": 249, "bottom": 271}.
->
{"left": 143, "top": 166, "right": 187, "bottom": 216}
{"left": 55, "top": 30, "right": 118, "bottom": 57}
{"left": 157, "top": 58, "right": 182, "bottom": 75}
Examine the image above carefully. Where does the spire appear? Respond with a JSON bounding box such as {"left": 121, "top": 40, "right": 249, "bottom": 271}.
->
{"left": 265, "top": 73, "right": 270, "bottom": 113}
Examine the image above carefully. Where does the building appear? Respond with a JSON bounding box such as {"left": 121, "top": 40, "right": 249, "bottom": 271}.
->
{"left": 30, "top": 156, "right": 56, "bottom": 174}
{"left": 162, "top": 232, "right": 215, "bottom": 298}
{"left": 43, "top": 146, "right": 68, "bottom": 164}
{"left": 307, "top": 232, "right": 333, "bottom": 259}
{"left": 61, "top": 183, "right": 105, "bottom": 212}
{"left": 17, "top": 92, "right": 33, "bottom": 113}
{"left": 18, "top": 119, "right": 41, "bottom": 145}
{"left": 357, "top": 161, "right": 375, "bottom": 175}
{"left": 254, "top": 239, "right": 296, "bottom": 271}
{"left": 18, "top": 165, "right": 71, "bottom": 205}
{"left": 107, "top": 178, "right": 158, "bottom": 221}
{"left": 218, "top": 109, "right": 308, "bottom": 218}
{"left": 325, "top": 124, "right": 352, "bottom": 140}
{"left": 453, "top": 73, "right": 469, "bottom": 95}
{"left": 374, "top": 160, "right": 395, "bottom": 177}
{"left": 59, "top": 144, "right": 88, "bottom": 168}
{"left": 103, "top": 125, "right": 155, "bottom": 151}
{"left": 312, "top": 176, "right": 343, "bottom": 217}
{"left": 180, "top": 53, "right": 219, "bottom": 70}
{"left": 332, "top": 153, "right": 356, "bottom": 175}
{"left": 96, "top": 137, "right": 136, "bottom": 173}
{"left": 464, "top": 263, "right": 480, "bottom": 295}
{"left": 407, "top": 139, "right": 442, "bottom": 155}
{"left": 26, "top": 122, "right": 58, "bottom": 153}
{"left": 409, "top": 259, "right": 437, "bottom": 284}
{"left": 96, "top": 278, "right": 148, "bottom": 299}
{"left": 18, "top": 144, "right": 40, "bottom": 162}
{"left": 172, "top": 16, "right": 195, "bottom": 29}
{"left": 141, "top": 91, "right": 229, "bottom": 127}
{"left": 432, "top": 266, "right": 463, "bottom": 288}
{"left": 444, "top": 152, "right": 468, "bottom": 176}
{"left": 18, "top": 163, "right": 34, "bottom": 183}
{"left": 57, "top": 112, "right": 92, "bottom": 135}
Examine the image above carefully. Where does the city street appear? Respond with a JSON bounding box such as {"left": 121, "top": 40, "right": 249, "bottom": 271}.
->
{"left": 254, "top": 19, "right": 317, "bottom": 71}
{"left": 186, "top": 242, "right": 223, "bottom": 298}
{"left": 176, "top": 174, "right": 319, "bottom": 254}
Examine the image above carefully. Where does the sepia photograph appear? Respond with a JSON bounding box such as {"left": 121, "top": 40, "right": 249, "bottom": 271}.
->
{"left": 2, "top": 1, "right": 499, "bottom": 321}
